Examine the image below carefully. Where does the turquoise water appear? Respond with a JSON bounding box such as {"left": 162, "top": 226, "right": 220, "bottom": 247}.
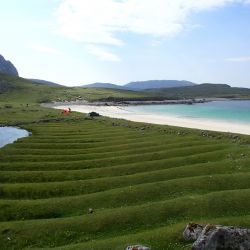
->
{"left": 125, "top": 100, "right": 250, "bottom": 124}
{"left": 0, "top": 127, "right": 29, "bottom": 148}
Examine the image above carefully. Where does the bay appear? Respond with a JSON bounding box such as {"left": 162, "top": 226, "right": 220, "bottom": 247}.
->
{"left": 125, "top": 100, "right": 250, "bottom": 124}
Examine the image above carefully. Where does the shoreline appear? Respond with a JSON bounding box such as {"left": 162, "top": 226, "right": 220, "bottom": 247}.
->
{"left": 49, "top": 103, "right": 250, "bottom": 135}
{"left": 44, "top": 98, "right": 230, "bottom": 107}
{"left": 43, "top": 97, "right": 250, "bottom": 107}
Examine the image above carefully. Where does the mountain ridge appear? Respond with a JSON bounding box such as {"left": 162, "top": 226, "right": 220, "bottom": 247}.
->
{"left": 82, "top": 80, "right": 196, "bottom": 91}
{"left": 82, "top": 82, "right": 123, "bottom": 89}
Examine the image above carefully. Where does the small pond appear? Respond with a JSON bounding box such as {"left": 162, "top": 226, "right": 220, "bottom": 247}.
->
{"left": 0, "top": 127, "right": 30, "bottom": 148}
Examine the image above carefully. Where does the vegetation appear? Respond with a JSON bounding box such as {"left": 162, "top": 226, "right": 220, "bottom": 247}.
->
{"left": 1, "top": 74, "right": 250, "bottom": 104}
{"left": 0, "top": 74, "right": 149, "bottom": 103}
{"left": 0, "top": 74, "right": 250, "bottom": 250}
{"left": 146, "top": 83, "right": 250, "bottom": 99}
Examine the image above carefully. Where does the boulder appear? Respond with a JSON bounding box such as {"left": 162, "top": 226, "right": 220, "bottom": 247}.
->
{"left": 183, "top": 223, "right": 250, "bottom": 250}
{"left": 183, "top": 223, "right": 205, "bottom": 241}
{"left": 88, "top": 111, "right": 100, "bottom": 118}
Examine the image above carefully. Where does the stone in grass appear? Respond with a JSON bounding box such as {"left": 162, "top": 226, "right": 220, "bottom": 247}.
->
{"left": 88, "top": 208, "right": 94, "bottom": 214}
{"left": 88, "top": 111, "right": 100, "bottom": 118}
{"left": 124, "top": 245, "right": 151, "bottom": 250}
{"left": 183, "top": 223, "right": 250, "bottom": 250}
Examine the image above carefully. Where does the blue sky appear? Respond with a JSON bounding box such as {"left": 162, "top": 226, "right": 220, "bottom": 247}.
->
{"left": 0, "top": 0, "right": 250, "bottom": 87}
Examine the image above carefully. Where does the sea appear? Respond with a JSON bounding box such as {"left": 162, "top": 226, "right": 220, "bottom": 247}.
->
{"left": 125, "top": 100, "right": 250, "bottom": 125}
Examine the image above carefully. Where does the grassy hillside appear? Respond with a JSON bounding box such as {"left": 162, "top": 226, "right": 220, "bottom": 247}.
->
{"left": 2, "top": 74, "right": 250, "bottom": 104}
{"left": 0, "top": 105, "right": 250, "bottom": 249}
{"left": 147, "top": 83, "right": 250, "bottom": 99}
{"left": 0, "top": 74, "right": 149, "bottom": 103}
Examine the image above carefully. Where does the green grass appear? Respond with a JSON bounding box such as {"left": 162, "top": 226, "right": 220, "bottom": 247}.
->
{"left": 0, "top": 74, "right": 250, "bottom": 249}
{"left": 0, "top": 118, "right": 250, "bottom": 250}
{"left": 146, "top": 83, "right": 250, "bottom": 99}
{"left": 0, "top": 74, "right": 148, "bottom": 104}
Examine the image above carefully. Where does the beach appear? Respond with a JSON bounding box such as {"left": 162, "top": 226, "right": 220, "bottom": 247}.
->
{"left": 52, "top": 104, "right": 250, "bottom": 135}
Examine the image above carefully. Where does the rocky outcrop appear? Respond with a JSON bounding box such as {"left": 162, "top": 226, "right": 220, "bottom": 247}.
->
{"left": 183, "top": 223, "right": 250, "bottom": 250}
{"left": 0, "top": 54, "right": 18, "bottom": 76}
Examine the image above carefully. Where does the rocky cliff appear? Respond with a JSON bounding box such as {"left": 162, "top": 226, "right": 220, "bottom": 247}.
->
{"left": 0, "top": 54, "right": 19, "bottom": 76}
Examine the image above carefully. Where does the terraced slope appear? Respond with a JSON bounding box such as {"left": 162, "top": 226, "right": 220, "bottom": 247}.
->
{"left": 0, "top": 118, "right": 250, "bottom": 250}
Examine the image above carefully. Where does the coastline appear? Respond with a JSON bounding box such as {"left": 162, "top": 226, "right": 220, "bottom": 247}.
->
{"left": 49, "top": 103, "right": 250, "bottom": 135}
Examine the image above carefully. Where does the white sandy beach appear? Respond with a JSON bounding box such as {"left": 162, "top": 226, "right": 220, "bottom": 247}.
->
{"left": 53, "top": 104, "right": 250, "bottom": 135}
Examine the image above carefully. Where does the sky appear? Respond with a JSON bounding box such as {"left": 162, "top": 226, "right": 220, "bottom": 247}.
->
{"left": 0, "top": 0, "right": 250, "bottom": 87}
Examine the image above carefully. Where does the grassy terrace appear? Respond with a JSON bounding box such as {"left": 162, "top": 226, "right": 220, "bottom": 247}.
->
{"left": 0, "top": 75, "right": 250, "bottom": 249}
{"left": 0, "top": 109, "right": 250, "bottom": 250}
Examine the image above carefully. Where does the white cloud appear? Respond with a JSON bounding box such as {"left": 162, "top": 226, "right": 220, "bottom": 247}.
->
{"left": 225, "top": 56, "right": 250, "bottom": 62}
{"left": 55, "top": 0, "right": 249, "bottom": 60}
{"left": 32, "top": 44, "right": 62, "bottom": 55}
{"left": 87, "top": 45, "right": 120, "bottom": 62}
{"left": 56, "top": 0, "right": 246, "bottom": 46}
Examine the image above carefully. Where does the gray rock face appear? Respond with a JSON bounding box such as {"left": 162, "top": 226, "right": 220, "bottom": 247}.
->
{"left": 183, "top": 223, "right": 205, "bottom": 241}
{"left": 0, "top": 54, "right": 18, "bottom": 76}
{"left": 183, "top": 223, "right": 250, "bottom": 250}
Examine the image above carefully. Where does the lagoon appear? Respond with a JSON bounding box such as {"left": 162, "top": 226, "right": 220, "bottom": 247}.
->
{"left": 0, "top": 127, "right": 29, "bottom": 148}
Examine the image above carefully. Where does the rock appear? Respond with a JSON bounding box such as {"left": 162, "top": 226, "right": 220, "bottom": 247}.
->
{"left": 231, "top": 135, "right": 239, "bottom": 140}
{"left": 183, "top": 223, "right": 205, "bottom": 241}
{"left": 183, "top": 223, "right": 250, "bottom": 250}
{"left": 0, "top": 54, "right": 18, "bottom": 76}
{"left": 88, "top": 208, "right": 94, "bottom": 214}
{"left": 88, "top": 111, "right": 100, "bottom": 118}
{"left": 124, "top": 245, "right": 151, "bottom": 250}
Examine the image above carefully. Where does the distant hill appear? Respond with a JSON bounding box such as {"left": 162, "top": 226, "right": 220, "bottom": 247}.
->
{"left": 0, "top": 74, "right": 148, "bottom": 103}
{"left": 82, "top": 80, "right": 196, "bottom": 91}
{"left": 1, "top": 73, "right": 249, "bottom": 103}
{"left": 82, "top": 82, "right": 124, "bottom": 89}
{"left": 0, "top": 54, "right": 18, "bottom": 76}
{"left": 124, "top": 80, "right": 196, "bottom": 90}
{"left": 28, "top": 79, "right": 63, "bottom": 87}
{"left": 147, "top": 83, "right": 250, "bottom": 99}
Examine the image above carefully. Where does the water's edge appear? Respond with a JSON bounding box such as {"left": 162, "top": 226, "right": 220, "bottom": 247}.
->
{"left": 52, "top": 100, "right": 250, "bottom": 135}
{"left": 124, "top": 100, "right": 250, "bottom": 125}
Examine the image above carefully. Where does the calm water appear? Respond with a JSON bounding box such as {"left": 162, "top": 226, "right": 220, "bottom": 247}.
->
{"left": 0, "top": 127, "right": 29, "bottom": 148}
{"left": 125, "top": 100, "right": 250, "bottom": 124}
